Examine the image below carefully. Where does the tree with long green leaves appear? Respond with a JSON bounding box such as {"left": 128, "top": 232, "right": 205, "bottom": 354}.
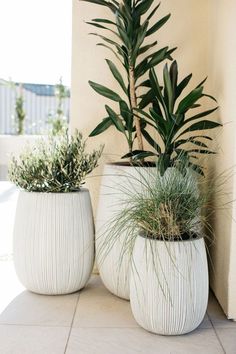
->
{"left": 126, "top": 60, "right": 222, "bottom": 175}
{"left": 80, "top": 0, "right": 175, "bottom": 160}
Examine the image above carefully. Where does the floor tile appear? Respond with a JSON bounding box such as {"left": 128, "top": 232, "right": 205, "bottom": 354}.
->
{"left": 0, "top": 290, "right": 79, "bottom": 326}
{"left": 66, "top": 327, "right": 224, "bottom": 354}
{"left": 215, "top": 328, "right": 236, "bottom": 354}
{"left": 207, "top": 292, "right": 236, "bottom": 328}
{"left": 73, "top": 276, "right": 138, "bottom": 328}
{"left": 199, "top": 313, "right": 212, "bottom": 329}
{"left": 0, "top": 324, "right": 69, "bottom": 354}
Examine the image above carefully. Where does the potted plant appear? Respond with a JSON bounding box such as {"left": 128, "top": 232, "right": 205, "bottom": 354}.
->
{"left": 81, "top": 0, "right": 175, "bottom": 299}
{"left": 9, "top": 131, "right": 103, "bottom": 295}
{"left": 129, "top": 60, "right": 222, "bottom": 175}
{"left": 101, "top": 166, "right": 212, "bottom": 335}
{"left": 80, "top": 1, "right": 221, "bottom": 300}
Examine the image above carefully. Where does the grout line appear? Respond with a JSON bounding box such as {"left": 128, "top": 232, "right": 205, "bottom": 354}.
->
{"left": 207, "top": 312, "right": 226, "bottom": 354}
{"left": 69, "top": 326, "right": 140, "bottom": 329}
{"left": 64, "top": 293, "right": 80, "bottom": 354}
{"left": 0, "top": 323, "right": 71, "bottom": 328}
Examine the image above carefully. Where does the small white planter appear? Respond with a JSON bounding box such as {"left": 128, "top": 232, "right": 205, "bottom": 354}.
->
{"left": 13, "top": 189, "right": 94, "bottom": 295}
{"left": 130, "top": 235, "right": 209, "bottom": 335}
{"left": 96, "top": 163, "right": 156, "bottom": 300}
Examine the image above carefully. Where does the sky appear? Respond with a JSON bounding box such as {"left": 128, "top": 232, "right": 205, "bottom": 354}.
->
{"left": 0, "top": 0, "right": 72, "bottom": 86}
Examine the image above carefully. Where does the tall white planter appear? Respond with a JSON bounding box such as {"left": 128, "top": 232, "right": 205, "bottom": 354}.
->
{"left": 96, "top": 163, "right": 155, "bottom": 300}
{"left": 13, "top": 189, "right": 94, "bottom": 295}
{"left": 130, "top": 235, "right": 209, "bottom": 335}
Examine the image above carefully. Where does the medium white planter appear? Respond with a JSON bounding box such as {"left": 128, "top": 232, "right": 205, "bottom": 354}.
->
{"left": 13, "top": 189, "right": 94, "bottom": 295}
{"left": 96, "top": 163, "right": 156, "bottom": 300}
{"left": 130, "top": 235, "right": 209, "bottom": 335}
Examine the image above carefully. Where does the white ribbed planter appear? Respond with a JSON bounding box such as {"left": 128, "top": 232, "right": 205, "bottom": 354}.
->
{"left": 96, "top": 163, "right": 156, "bottom": 300}
{"left": 130, "top": 235, "right": 209, "bottom": 335}
{"left": 13, "top": 189, "right": 94, "bottom": 295}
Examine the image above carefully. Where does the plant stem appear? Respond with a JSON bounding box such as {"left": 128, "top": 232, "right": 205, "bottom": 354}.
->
{"left": 129, "top": 65, "right": 144, "bottom": 152}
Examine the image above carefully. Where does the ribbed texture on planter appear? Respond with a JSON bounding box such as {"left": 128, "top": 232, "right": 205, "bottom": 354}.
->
{"left": 96, "top": 164, "right": 156, "bottom": 300}
{"left": 13, "top": 189, "right": 94, "bottom": 295}
{"left": 130, "top": 236, "right": 209, "bottom": 335}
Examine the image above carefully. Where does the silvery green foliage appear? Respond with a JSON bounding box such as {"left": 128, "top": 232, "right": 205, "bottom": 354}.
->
{"left": 101, "top": 167, "right": 210, "bottom": 247}
{"left": 9, "top": 131, "right": 103, "bottom": 193}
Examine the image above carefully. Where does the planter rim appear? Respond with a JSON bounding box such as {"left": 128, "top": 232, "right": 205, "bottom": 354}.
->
{"left": 138, "top": 231, "right": 203, "bottom": 243}
{"left": 105, "top": 162, "right": 157, "bottom": 168}
{"left": 16, "top": 187, "right": 89, "bottom": 195}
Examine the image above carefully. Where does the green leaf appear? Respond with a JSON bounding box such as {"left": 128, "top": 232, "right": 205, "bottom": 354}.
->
{"left": 163, "top": 63, "right": 174, "bottom": 112}
{"left": 204, "top": 94, "right": 218, "bottom": 103}
{"left": 134, "top": 108, "right": 152, "bottom": 120}
{"left": 91, "top": 18, "right": 117, "bottom": 26}
{"left": 135, "top": 58, "right": 149, "bottom": 80}
{"left": 158, "top": 153, "right": 171, "bottom": 176}
{"left": 136, "top": 79, "right": 151, "bottom": 88}
{"left": 106, "top": 59, "right": 128, "bottom": 94}
{"left": 89, "top": 117, "right": 113, "bottom": 136}
{"left": 166, "top": 47, "right": 177, "bottom": 60}
{"left": 142, "top": 129, "right": 162, "bottom": 154}
{"left": 138, "top": 89, "right": 154, "bottom": 109}
{"left": 105, "top": 105, "right": 125, "bottom": 132}
{"left": 176, "top": 120, "right": 222, "bottom": 139}
{"left": 146, "top": 3, "right": 161, "bottom": 21}
{"left": 148, "top": 47, "right": 169, "bottom": 68}
{"left": 146, "top": 14, "right": 171, "bottom": 36}
{"left": 176, "top": 87, "right": 203, "bottom": 114}
{"left": 184, "top": 107, "right": 218, "bottom": 125}
{"left": 135, "top": 0, "right": 155, "bottom": 16}
{"left": 89, "top": 81, "right": 122, "bottom": 101}
{"left": 90, "top": 33, "right": 127, "bottom": 59}
{"left": 176, "top": 73, "right": 192, "bottom": 99}
{"left": 149, "top": 108, "right": 168, "bottom": 136}
{"left": 149, "top": 68, "right": 166, "bottom": 110}
{"left": 185, "top": 148, "right": 216, "bottom": 154}
{"left": 86, "top": 21, "right": 119, "bottom": 38}
{"left": 173, "top": 138, "right": 208, "bottom": 149}
{"left": 138, "top": 41, "right": 157, "bottom": 56}
{"left": 188, "top": 162, "right": 205, "bottom": 176}
{"left": 80, "top": 0, "right": 117, "bottom": 13}
{"left": 97, "top": 43, "right": 124, "bottom": 67}
{"left": 116, "top": 16, "right": 131, "bottom": 49}
{"left": 122, "top": 150, "right": 157, "bottom": 159}
{"left": 196, "top": 77, "right": 207, "bottom": 88}
{"left": 169, "top": 60, "right": 178, "bottom": 96}
{"left": 86, "top": 22, "right": 110, "bottom": 30}
{"left": 119, "top": 101, "right": 133, "bottom": 131}
{"left": 131, "top": 20, "right": 149, "bottom": 63}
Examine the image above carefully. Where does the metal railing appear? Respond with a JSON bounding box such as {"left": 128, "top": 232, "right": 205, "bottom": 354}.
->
{"left": 0, "top": 80, "right": 70, "bottom": 135}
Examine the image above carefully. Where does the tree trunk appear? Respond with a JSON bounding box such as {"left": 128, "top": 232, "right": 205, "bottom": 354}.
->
{"left": 129, "top": 65, "right": 144, "bottom": 152}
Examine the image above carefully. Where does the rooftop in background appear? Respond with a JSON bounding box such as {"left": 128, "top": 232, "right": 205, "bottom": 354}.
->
{"left": 18, "top": 83, "right": 70, "bottom": 97}
{"left": 21, "top": 83, "right": 57, "bottom": 97}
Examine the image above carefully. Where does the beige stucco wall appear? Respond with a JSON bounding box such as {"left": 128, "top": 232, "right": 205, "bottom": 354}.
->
{"left": 207, "top": 0, "right": 236, "bottom": 319}
{"left": 71, "top": 0, "right": 236, "bottom": 318}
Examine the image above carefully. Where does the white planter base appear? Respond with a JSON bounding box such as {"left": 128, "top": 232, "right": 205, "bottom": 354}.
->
{"left": 13, "top": 189, "right": 94, "bottom": 295}
{"left": 130, "top": 236, "right": 209, "bottom": 335}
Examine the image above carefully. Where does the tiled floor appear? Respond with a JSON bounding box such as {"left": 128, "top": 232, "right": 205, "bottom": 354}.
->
{"left": 1, "top": 182, "right": 236, "bottom": 353}
{"left": 0, "top": 268, "right": 236, "bottom": 354}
